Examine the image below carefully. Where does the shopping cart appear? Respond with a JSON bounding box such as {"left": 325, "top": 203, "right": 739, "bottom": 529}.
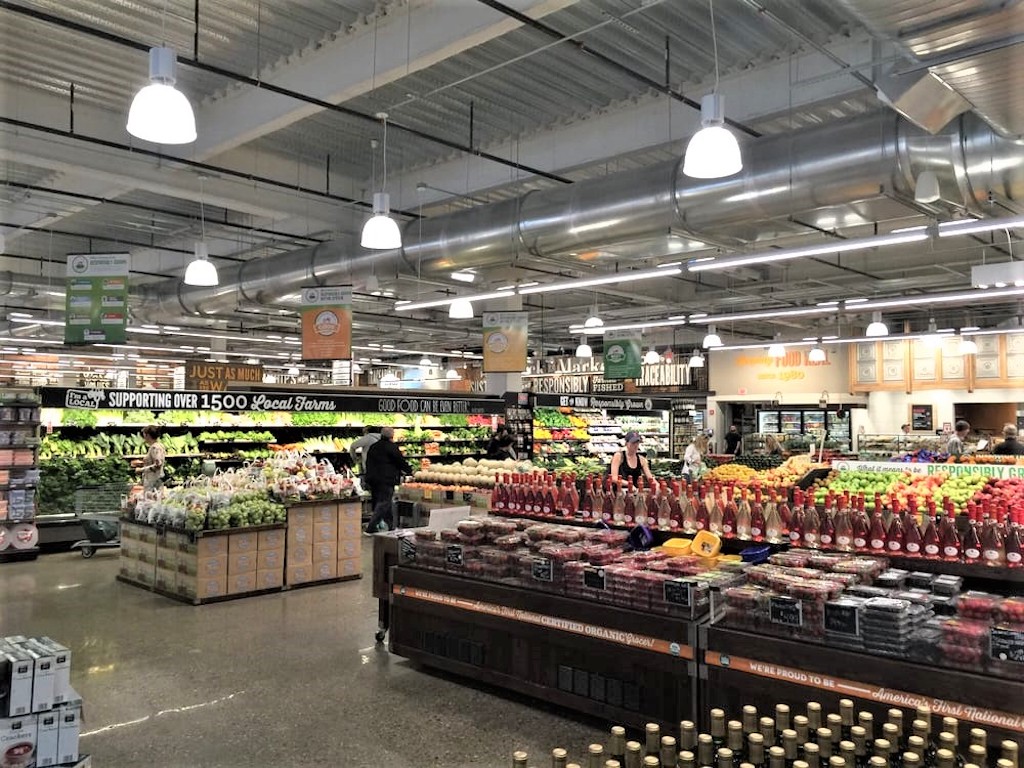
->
{"left": 70, "top": 484, "right": 130, "bottom": 558}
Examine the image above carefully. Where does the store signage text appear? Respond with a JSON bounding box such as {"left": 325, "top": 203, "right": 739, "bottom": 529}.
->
{"left": 832, "top": 460, "right": 1024, "bottom": 480}
{"left": 525, "top": 356, "right": 697, "bottom": 394}
{"left": 184, "top": 362, "right": 264, "bottom": 392}
{"left": 705, "top": 652, "right": 1024, "bottom": 733}
{"left": 535, "top": 394, "right": 671, "bottom": 412}
{"left": 735, "top": 350, "right": 831, "bottom": 383}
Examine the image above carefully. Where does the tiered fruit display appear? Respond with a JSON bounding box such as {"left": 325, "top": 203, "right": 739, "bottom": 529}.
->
{"left": 812, "top": 469, "right": 989, "bottom": 513}
{"left": 704, "top": 462, "right": 761, "bottom": 484}
{"left": 410, "top": 457, "right": 535, "bottom": 490}
{"left": 812, "top": 470, "right": 900, "bottom": 506}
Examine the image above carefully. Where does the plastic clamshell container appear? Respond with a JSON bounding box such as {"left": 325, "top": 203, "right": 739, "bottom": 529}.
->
{"left": 995, "top": 596, "right": 1024, "bottom": 626}
{"left": 740, "top": 544, "right": 771, "bottom": 563}
{"left": 660, "top": 537, "right": 693, "bottom": 557}
{"left": 957, "top": 591, "right": 1000, "bottom": 620}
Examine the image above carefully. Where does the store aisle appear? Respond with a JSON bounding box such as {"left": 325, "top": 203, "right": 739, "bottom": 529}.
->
{"left": 2, "top": 550, "right": 605, "bottom": 767}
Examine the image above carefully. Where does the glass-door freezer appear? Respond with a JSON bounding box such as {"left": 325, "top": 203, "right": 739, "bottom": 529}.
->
{"left": 803, "top": 410, "right": 826, "bottom": 433}
{"left": 758, "top": 410, "right": 780, "bottom": 433}
{"left": 827, "top": 412, "right": 851, "bottom": 452}
{"left": 780, "top": 411, "right": 803, "bottom": 435}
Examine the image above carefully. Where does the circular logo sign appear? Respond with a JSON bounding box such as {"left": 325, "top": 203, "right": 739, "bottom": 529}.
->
{"left": 70, "top": 255, "right": 89, "bottom": 274}
{"left": 487, "top": 332, "right": 509, "bottom": 354}
{"left": 314, "top": 310, "right": 340, "bottom": 337}
{"left": 302, "top": 288, "right": 319, "bottom": 303}
{"left": 606, "top": 344, "right": 626, "bottom": 363}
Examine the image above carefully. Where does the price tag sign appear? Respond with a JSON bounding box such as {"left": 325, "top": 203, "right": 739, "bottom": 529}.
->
{"left": 990, "top": 626, "right": 1024, "bottom": 663}
{"left": 531, "top": 557, "right": 553, "bottom": 582}
{"left": 770, "top": 596, "right": 804, "bottom": 627}
{"left": 583, "top": 566, "right": 606, "bottom": 591}
{"left": 423, "top": 489, "right": 434, "bottom": 502}
{"left": 445, "top": 544, "right": 464, "bottom": 567}
{"left": 824, "top": 601, "right": 860, "bottom": 637}
{"left": 664, "top": 579, "right": 693, "bottom": 608}
{"left": 462, "top": 492, "right": 473, "bottom": 503}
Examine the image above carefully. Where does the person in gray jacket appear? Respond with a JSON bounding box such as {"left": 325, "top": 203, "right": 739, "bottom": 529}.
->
{"left": 349, "top": 426, "right": 381, "bottom": 476}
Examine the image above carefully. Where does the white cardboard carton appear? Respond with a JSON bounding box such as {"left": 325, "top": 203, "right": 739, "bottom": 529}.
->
{"left": 37, "top": 639, "right": 70, "bottom": 707}
{"left": 20, "top": 640, "right": 55, "bottom": 713}
{"left": 57, "top": 704, "right": 80, "bottom": 766}
{"left": 36, "top": 709, "right": 59, "bottom": 767}
{"left": 0, "top": 644, "right": 33, "bottom": 717}
{"left": 0, "top": 713, "right": 37, "bottom": 768}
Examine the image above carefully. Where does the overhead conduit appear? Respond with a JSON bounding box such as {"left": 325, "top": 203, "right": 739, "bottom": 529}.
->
{"left": 136, "top": 110, "right": 1023, "bottom": 325}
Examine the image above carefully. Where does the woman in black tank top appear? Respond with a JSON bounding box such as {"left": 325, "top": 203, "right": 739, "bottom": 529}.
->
{"left": 610, "top": 431, "right": 655, "bottom": 485}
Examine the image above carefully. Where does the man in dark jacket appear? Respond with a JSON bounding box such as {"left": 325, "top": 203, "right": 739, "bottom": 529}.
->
{"left": 364, "top": 426, "right": 412, "bottom": 534}
{"left": 994, "top": 424, "right": 1024, "bottom": 456}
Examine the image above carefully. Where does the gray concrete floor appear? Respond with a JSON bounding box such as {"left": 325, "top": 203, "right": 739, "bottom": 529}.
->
{"left": 2, "top": 548, "right": 607, "bottom": 767}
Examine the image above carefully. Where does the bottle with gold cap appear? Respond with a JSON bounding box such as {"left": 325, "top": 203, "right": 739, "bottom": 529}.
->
{"left": 660, "top": 737, "right": 677, "bottom": 768}
{"left": 941, "top": 719, "right": 960, "bottom": 753}
{"left": 998, "top": 759, "right": 1016, "bottom": 768}
{"left": 904, "top": 754, "right": 922, "bottom": 768}
{"left": 868, "top": 757, "right": 886, "bottom": 768}
{"left": 936, "top": 749, "right": 955, "bottom": 768}
{"left": 553, "top": 747, "right": 569, "bottom": 768}
{"left": 743, "top": 708, "right": 761, "bottom": 743}
{"left": 881, "top": 724, "right": 899, "bottom": 761}
{"left": 590, "top": 743, "right": 607, "bottom": 768}
{"left": 719, "top": 748, "right": 737, "bottom": 768}
{"left": 839, "top": 701, "right": 855, "bottom": 742}
{"left": 610, "top": 729, "right": 627, "bottom": 766}
{"left": 839, "top": 741, "right": 856, "bottom": 768}
{"left": 807, "top": 704, "right": 823, "bottom": 733}
{"left": 858, "top": 714, "right": 875, "bottom": 754}
{"left": 748, "top": 733, "right": 767, "bottom": 768}
{"left": 828, "top": 717, "right": 844, "bottom": 751}
{"left": 698, "top": 735, "right": 717, "bottom": 768}
{"left": 851, "top": 726, "right": 868, "bottom": 768}
{"left": 647, "top": 725, "right": 664, "bottom": 758}
{"left": 761, "top": 720, "right": 778, "bottom": 749}
{"left": 817, "top": 729, "right": 834, "bottom": 761}
{"left": 569, "top": 763, "right": 582, "bottom": 768}
{"left": 915, "top": 707, "right": 937, "bottom": 768}
{"left": 1001, "top": 741, "right": 1018, "bottom": 768}
{"left": 906, "top": 737, "right": 925, "bottom": 763}
{"left": 728, "top": 721, "right": 747, "bottom": 765}
{"left": 911, "top": 721, "right": 934, "bottom": 768}
{"left": 938, "top": 733, "right": 963, "bottom": 768}
{"left": 885, "top": 711, "right": 902, "bottom": 753}
{"left": 624, "top": 741, "right": 642, "bottom": 768}
{"left": 711, "top": 713, "right": 728, "bottom": 751}
{"left": 886, "top": 734, "right": 901, "bottom": 768}
{"left": 680, "top": 723, "right": 698, "bottom": 753}
{"left": 873, "top": 739, "right": 891, "bottom": 764}
{"left": 777, "top": 706, "right": 792, "bottom": 746}
{"left": 645, "top": 757, "right": 662, "bottom": 768}
{"left": 513, "top": 751, "right": 530, "bottom": 768}
{"left": 768, "top": 746, "right": 786, "bottom": 768}
{"left": 829, "top": 755, "right": 848, "bottom": 768}
{"left": 782, "top": 729, "right": 799, "bottom": 768}
{"left": 968, "top": 730, "right": 987, "bottom": 753}
{"left": 606, "top": 761, "right": 622, "bottom": 768}
{"left": 793, "top": 760, "right": 808, "bottom": 768}
{"left": 794, "top": 717, "right": 810, "bottom": 748}
{"left": 966, "top": 746, "right": 986, "bottom": 768}
{"left": 678, "top": 750, "right": 696, "bottom": 768}
{"left": 804, "top": 743, "right": 821, "bottom": 768}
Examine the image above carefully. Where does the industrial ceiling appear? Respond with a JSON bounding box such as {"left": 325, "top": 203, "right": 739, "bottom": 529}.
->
{"left": 1, "top": 0, "right": 1023, "bottom": 376}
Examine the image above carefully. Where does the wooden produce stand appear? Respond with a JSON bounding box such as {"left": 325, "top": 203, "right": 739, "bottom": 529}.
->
{"left": 700, "top": 624, "right": 1024, "bottom": 744}
{"left": 389, "top": 565, "right": 700, "bottom": 729}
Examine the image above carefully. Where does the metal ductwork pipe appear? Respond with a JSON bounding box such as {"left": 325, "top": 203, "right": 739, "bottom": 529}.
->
{"left": 138, "top": 111, "right": 1024, "bottom": 324}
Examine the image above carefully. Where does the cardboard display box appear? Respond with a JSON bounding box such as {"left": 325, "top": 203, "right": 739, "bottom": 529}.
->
{"left": 338, "top": 557, "right": 361, "bottom": 579}
{"left": 228, "top": 531, "right": 257, "bottom": 554}
{"left": 227, "top": 571, "right": 257, "bottom": 595}
{"left": 255, "top": 568, "right": 283, "bottom": 591}
{"left": 57, "top": 704, "right": 80, "bottom": 766}
{"left": 175, "top": 574, "right": 228, "bottom": 602}
{"left": 0, "top": 713, "right": 36, "bottom": 767}
{"left": 257, "top": 529, "right": 285, "bottom": 550}
{"left": 228, "top": 551, "right": 257, "bottom": 575}
{"left": 256, "top": 548, "right": 283, "bottom": 572}
{"left": 37, "top": 709, "right": 60, "bottom": 767}
{"left": 312, "top": 541, "right": 337, "bottom": 563}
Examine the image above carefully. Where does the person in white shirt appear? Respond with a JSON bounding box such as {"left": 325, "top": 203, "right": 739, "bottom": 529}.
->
{"left": 349, "top": 426, "right": 382, "bottom": 476}
{"left": 683, "top": 435, "right": 709, "bottom": 481}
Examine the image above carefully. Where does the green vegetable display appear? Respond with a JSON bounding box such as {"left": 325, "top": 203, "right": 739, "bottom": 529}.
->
{"left": 533, "top": 407, "right": 571, "bottom": 428}
{"left": 290, "top": 411, "right": 341, "bottom": 427}
{"left": 40, "top": 432, "right": 199, "bottom": 460}
{"left": 38, "top": 457, "right": 133, "bottom": 516}
{"left": 196, "top": 430, "right": 275, "bottom": 443}
{"left": 61, "top": 409, "right": 98, "bottom": 427}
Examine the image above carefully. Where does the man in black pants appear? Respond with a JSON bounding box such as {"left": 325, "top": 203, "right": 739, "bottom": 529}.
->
{"left": 364, "top": 426, "right": 411, "bottom": 534}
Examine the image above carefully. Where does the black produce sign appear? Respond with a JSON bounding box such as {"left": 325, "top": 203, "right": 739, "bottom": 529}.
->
{"left": 445, "top": 545, "right": 464, "bottom": 567}
{"left": 990, "top": 627, "right": 1024, "bottom": 663}
{"left": 531, "top": 557, "right": 554, "bottom": 582}
{"left": 824, "top": 601, "right": 860, "bottom": 637}
{"left": 533, "top": 393, "right": 671, "bottom": 413}
{"left": 40, "top": 387, "right": 504, "bottom": 415}
{"left": 769, "top": 596, "right": 804, "bottom": 627}
{"left": 664, "top": 579, "right": 692, "bottom": 607}
{"left": 583, "top": 566, "right": 606, "bottom": 591}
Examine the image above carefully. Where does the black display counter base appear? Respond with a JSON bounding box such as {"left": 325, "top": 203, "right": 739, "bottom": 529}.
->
{"left": 0, "top": 546, "right": 39, "bottom": 562}
{"left": 284, "top": 574, "right": 361, "bottom": 591}
{"left": 117, "top": 574, "right": 283, "bottom": 605}
{"left": 701, "top": 624, "right": 1024, "bottom": 744}
{"left": 389, "top": 566, "right": 698, "bottom": 730}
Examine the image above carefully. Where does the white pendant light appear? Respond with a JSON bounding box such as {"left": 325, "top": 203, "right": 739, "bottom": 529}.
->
{"left": 361, "top": 113, "right": 402, "bottom": 250}
{"left": 808, "top": 344, "right": 826, "bottom": 363}
{"left": 184, "top": 241, "right": 218, "bottom": 287}
{"left": 419, "top": 356, "right": 432, "bottom": 367}
{"left": 914, "top": 170, "right": 940, "bottom": 204}
{"left": 127, "top": 47, "right": 197, "bottom": 145}
{"left": 682, "top": 2, "right": 742, "bottom": 179}
{"left": 449, "top": 298, "right": 474, "bottom": 319}
{"left": 583, "top": 306, "right": 604, "bottom": 328}
{"left": 766, "top": 334, "right": 785, "bottom": 358}
{"left": 688, "top": 349, "right": 705, "bottom": 368}
{"left": 702, "top": 324, "right": 723, "bottom": 348}
{"left": 644, "top": 348, "right": 660, "bottom": 365}
{"left": 445, "top": 367, "right": 460, "bottom": 380}
{"left": 286, "top": 366, "right": 300, "bottom": 376}
{"left": 575, "top": 337, "right": 593, "bottom": 358}
{"left": 959, "top": 336, "right": 978, "bottom": 355}
{"left": 865, "top": 311, "right": 889, "bottom": 337}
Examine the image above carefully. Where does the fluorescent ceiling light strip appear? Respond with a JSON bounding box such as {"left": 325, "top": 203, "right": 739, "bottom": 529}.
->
{"left": 690, "top": 306, "right": 835, "bottom": 324}
{"left": 395, "top": 290, "right": 515, "bottom": 311}
{"left": 518, "top": 267, "right": 681, "bottom": 295}
{"left": 688, "top": 231, "right": 929, "bottom": 272}
{"left": 9, "top": 318, "right": 64, "bottom": 327}
{"left": 937, "top": 214, "right": 1024, "bottom": 237}
{"left": 849, "top": 286, "right": 1024, "bottom": 310}
{"left": 569, "top": 318, "right": 689, "bottom": 335}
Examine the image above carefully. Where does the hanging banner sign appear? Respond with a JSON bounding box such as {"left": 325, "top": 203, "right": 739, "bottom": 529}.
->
{"left": 39, "top": 387, "right": 505, "bottom": 415}
{"left": 604, "top": 329, "right": 642, "bottom": 380}
{"left": 482, "top": 311, "right": 528, "bottom": 373}
{"left": 831, "top": 460, "right": 1024, "bottom": 480}
{"left": 300, "top": 286, "right": 352, "bottom": 360}
{"left": 184, "top": 362, "right": 264, "bottom": 392}
{"left": 64, "top": 253, "right": 130, "bottom": 345}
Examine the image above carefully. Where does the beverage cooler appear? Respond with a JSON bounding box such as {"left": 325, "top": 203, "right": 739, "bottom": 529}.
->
{"left": 756, "top": 408, "right": 851, "bottom": 450}
{"left": 826, "top": 410, "right": 851, "bottom": 452}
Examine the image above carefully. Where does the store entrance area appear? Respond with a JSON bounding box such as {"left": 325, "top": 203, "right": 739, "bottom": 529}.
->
{"left": 2, "top": 550, "right": 603, "bottom": 767}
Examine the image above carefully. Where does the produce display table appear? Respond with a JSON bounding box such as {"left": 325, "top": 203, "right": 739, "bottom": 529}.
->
{"left": 389, "top": 566, "right": 699, "bottom": 729}
{"left": 700, "top": 623, "right": 1024, "bottom": 744}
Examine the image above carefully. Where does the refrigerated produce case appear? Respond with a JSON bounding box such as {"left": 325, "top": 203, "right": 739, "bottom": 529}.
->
{"left": 757, "top": 411, "right": 780, "bottom": 434}
{"left": 756, "top": 408, "right": 852, "bottom": 452}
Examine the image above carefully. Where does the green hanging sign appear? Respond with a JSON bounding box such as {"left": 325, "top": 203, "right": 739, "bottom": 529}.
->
{"left": 64, "top": 253, "right": 130, "bottom": 345}
{"left": 603, "top": 329, "right": 642, "bottom": 380}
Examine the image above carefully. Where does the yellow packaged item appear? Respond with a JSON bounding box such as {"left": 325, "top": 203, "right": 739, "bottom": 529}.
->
{"left": 660, "top": 538, "right": 693, "bottom": 557}
{"left": 691, "top": 530, "right": 722, "bottom": 558}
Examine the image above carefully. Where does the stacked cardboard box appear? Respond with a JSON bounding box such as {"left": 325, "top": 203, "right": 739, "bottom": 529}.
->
{"left": 256, "top": 528, "right": 285, "bottom": 591}
{"left": 0, "top": 635, "right": 80, "bottom": 767}
{"left": 337, "top": 501, "right": 362, "bottom": 580}
{"left": 285, "top": 502, "right": 362, "bottom": 585}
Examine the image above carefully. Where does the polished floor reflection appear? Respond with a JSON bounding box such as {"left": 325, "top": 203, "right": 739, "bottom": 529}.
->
{"left": 1, "top": 550, "right": 605, "bottom": 767}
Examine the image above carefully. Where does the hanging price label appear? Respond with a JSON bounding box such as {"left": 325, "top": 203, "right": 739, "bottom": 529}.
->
{"left": 664, "top": 579, "right": 693, "bottom": 607}
{"left": 445, "top": 544, "right": 464, "bottom": 567}
{"left": 531, "top": 557, "right": 553, "bottom": 582}
{"left": 770, "top": 596, "right": 803, "bottom": 627}
{"left": 583, "top": 566, "right": 606, "bottom": 590}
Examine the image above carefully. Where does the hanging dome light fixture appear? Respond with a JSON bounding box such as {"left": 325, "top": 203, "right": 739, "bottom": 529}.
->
{"left": 361, "top": 113, "right": 403, "bottom": 250}
{"left": 127, "top": 47, "right": 197, "bottom": 145}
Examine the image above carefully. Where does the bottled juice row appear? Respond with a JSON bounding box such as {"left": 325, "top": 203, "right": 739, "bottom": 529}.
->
{"left": 512, "top": 699, "right": 1020, "bottom": 768}
{"left": 490, "top": 475, "right": 1023, "bottom": 568}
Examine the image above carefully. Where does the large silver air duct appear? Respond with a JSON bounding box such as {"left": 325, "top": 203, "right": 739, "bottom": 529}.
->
{"left": 137, "top": 111, "right": 1024, "bottom": 324}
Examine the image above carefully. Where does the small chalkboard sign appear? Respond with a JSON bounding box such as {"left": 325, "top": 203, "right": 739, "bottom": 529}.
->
{"left": 664, "top": 579, "right": 693, "bottom": 608}
{"left": 911, "top": 404, "right": 933, "bottom": 432}
{"left": 531, "top": 557, "right": 553, "bottom": 582}
{"left": 991, "top": 626, "right": 1024, "bottom": 663}
{"left": 583, "top": 566, "right": 606, "bottom": 591}
{"left": 770, "top": 596, "right": 804, "bottom": 627}
{"left": 445, "top": 544, "right": 464, "bottom": 566}
{"left": 825, "top": 601, "right": 860, "bottom": 637}
{"left": 462, "top": 492, "right": 473, "bottom": 503}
